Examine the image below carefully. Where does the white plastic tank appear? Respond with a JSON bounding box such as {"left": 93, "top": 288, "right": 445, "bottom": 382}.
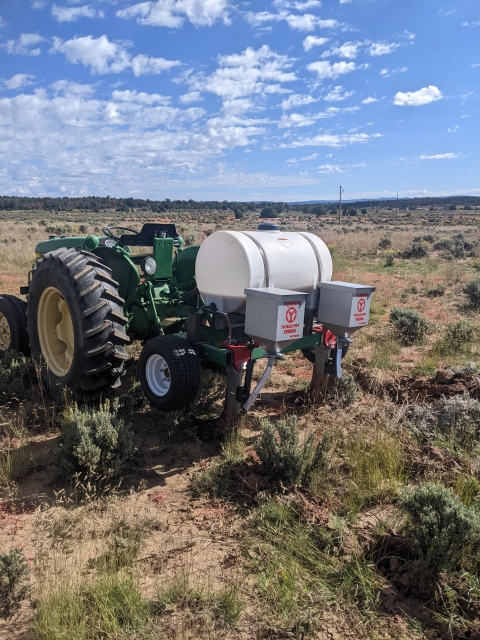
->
{"left": 195, "top": 228, "right": 333, "bottom": 314}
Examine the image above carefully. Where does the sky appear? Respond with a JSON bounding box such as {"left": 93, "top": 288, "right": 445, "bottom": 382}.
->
{"left": 0, "top": 0, "right": 479, "bottom": 202}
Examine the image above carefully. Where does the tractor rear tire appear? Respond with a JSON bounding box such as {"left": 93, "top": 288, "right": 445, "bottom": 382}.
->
{"left": 139, "top": 335, "right": 201, "bottom": 412}
{"left": 27, "top": 247, "right": 129, "bottom": 400}
{"left": 0, "top": 295, "right": 29, "bottom": 357}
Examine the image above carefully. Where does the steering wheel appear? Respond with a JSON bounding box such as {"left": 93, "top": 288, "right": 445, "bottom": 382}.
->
{"left": 102, "top": 226, "right": 140, "bottom": 242}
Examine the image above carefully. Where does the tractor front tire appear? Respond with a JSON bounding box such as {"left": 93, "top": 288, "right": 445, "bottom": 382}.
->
{"left": 139, "top": 335, "right": 201, "bottom": 412}
{"left": 0, "top": 295, "right": 29, "bottom": 357}
{"left": 27, "top": 247, "right": 129, "bottom": 400}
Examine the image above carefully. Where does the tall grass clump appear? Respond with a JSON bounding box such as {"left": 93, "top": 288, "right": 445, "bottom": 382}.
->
{"left": 0, "top": 548, "right": 30, "bottom": 619}
{"left": 31, "top": 572, "right": 148, "bottom": 640}
{"left": 0, "top": 424, "right": 34, "bottom": 488}
{"left": 344, "top": 431, "right": 406, "bottom": 514}
{"left": 254, "top": 417, "right": 331, "bottom": 488}
{"left": 389, "top": 307, "right": 429, "bottom": 345}
{"left": 58, "top": 400, "right": 135, "bottom": 483}
{"left": 156, "top": 573, "right": 243, "bottom": 628}
{"left": 191, "top": 431, "right": 245, "bottom": 498}
{"left": 400, "top": 483, "right": 480, "bottom": 572}
{"left": 0, "top": 350, "right": 32, "bottom": 402}
{"left": 245, "top": 500, "right": 339, "bottom": 620}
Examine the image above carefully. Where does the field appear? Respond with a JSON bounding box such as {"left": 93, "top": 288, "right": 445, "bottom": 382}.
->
{"left": 1, "top": 205, "right": 480, "bottom": 640}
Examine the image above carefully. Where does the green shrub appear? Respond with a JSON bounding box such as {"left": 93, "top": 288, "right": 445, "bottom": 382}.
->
{"left": 58, "top": 400, "right": 135, "bottom": 481}
{"left": 254, "top": 417, "right": 330, "bottom": 487}
{"left": 383, "top": 249, "right": 396, "bottom": 267}
{"left": 433, "top": 238, "right": 453, "bottom": 251}
{"left": 426, "top": 284, "right": 445, "bottom": 298}
{"left": 389, "top": 307, "right": 429, "bottom": 345}
{"left": 445, "top": 320, "right": 475, "bottom": 348}
{"left": 378, "top": 236, "right": 392, "bottom": 250}
{"left": 326, "top": 373, "right": 359, "bottom": 408}
{"left": 0, "top": 351, "right": 32, "bottom": 402}
{"left": 400, "top": 483, "right": 480, "bottom": 572}
{"left": 463, "top": 278, "right": 480, "bottom": 308}
{"left": 403, "top": 242, "right": 428, "bottom": 259}
{"left": 0, "top": 548, "right": 30, "bottom": 619}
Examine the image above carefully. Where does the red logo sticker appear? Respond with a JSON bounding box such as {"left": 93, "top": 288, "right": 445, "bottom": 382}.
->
{"left": 285, "top": 306, "right": 297, "bottom": 323}
{"left": 357, "top": 298, "right": 366, "bottom": 312}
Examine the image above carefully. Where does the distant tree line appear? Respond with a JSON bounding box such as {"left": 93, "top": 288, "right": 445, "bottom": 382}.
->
{"left": 0, "top": 195, "right": 479, "bottom": 214}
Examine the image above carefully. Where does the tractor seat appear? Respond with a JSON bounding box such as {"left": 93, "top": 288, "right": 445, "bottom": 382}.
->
{"left": 120, "top": 223, "right": 181, "bottom": 247}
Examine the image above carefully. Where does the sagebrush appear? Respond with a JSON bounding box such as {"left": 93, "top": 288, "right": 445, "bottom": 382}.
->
{"left": 389, "top": 307, "right": 429, "bottom": 345}
{"left": 254, "top": 417, "right": 331, "bottom": 487}
{"left": 58, "top": 400, "right": 135, "bottom": 481}
{"left": 401, "top": 483, "right": 480, "bottom": 572}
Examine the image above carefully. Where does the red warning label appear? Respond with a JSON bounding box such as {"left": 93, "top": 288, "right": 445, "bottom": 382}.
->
{"left": 285, "top": 306, "right": 297, "bottom": 323}
{"left": 280, "top": 300, "right": 303, "bottom": 338}
{"left": 351, "top": 293, "right": 370, "bottom": 326}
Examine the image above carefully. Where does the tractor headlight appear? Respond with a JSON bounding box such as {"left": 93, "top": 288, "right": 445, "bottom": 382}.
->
{"left": 141, "top": 257, "right": 157, "bottom": 276}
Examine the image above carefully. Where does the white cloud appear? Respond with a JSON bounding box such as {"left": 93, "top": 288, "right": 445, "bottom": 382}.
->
{"left": 279, "top": 132, "right": 382, "bottom": 148}
{"left": 246, "top": 11, "right": 338, "bottom": 31}
{"left": 0, "top": 16, "right": 6, "bottom": 28}
{"left": 362, "top": 96, "right": 377, "bottom": 104}
{"left": 323, "top": 85, "right": 353, "bottom": 101}
{"left": 3, "top": 73, "right": 35, "bottom": 90}
{"left": 318, "top": 163, "right": 346, "bottom": 173}
{"left": 368, "top": 42, "right": 401, "bottom": 56}
{"left": 307, "top": 60, "right": 367, "bottom": 80}
{"left": 287, "top": 152, "right": 319, "bottom": 163}
{"left": 51, "top": 4, "right": 104, "bottom": 22}
{"left": 303, "top": 36, "right": 329, "bottom": 51}
{"left": 111, "top": 89, "right": 170, "bottom": 104}
{"left": 447, "top": 126, "right": 459, "bottom": 133}
{"left": 190, "top": 45, "right": 296, "bottom": 99}
{"left": 380, "top": 66, "right": 407, "bottom": 78}
{"left": 274, "top": 0, "right": 322, "bottom": 8}
{"left": 471, "top": 63, "right": 480, "bottom": 68}
{"left": 117, "top": 0, "right": 231, "bottom": 28}
{"left": 419, "top": 153, "right": 460, "bottom": 160}
{"left": 462, "top": 21, "right": 480, "bottom": 27}
{"left": 394, "top": 85, "right": 443, "bottom": 106}
{"left": 50, "top": 80, "right": 95, "bottom": 97}
{"left": 180, "top": 91, "right": 203, "bottom": 103}
{"left": 280, "top": 93, "right": 316, "bottom": 110}
{"left": 3, "top": 33, "right": 44, "bottom": 56}
{"left": 51, "top": 35, "right": 180, "bottom": 76}
{"left": 0, "top": 87, "right": 265, "bottom": 197}
{"left": 322, "top": 41, "right": 361, "bottom": 59}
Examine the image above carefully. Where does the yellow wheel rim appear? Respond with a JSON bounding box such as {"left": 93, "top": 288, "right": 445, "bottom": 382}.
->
{"left": 0, "top": 313, "right": 11, "bottom": 351}
{"left": 37, "top": 287, "right": 74, "bottom": 377}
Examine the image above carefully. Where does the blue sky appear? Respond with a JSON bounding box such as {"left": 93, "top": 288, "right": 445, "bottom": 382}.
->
{"left": 0, "top": 0, "right": 478, "bottom": 201}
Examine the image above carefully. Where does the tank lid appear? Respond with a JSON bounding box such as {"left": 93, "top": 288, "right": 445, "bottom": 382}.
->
{"left": 257, "top": 222, "right": 279, "bottom": 231}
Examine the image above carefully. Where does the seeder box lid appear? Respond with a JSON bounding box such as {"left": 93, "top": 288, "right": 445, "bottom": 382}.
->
{"left": 318, "top": 281, "right": 375, "bottom": 295}
{"left": 244, "top": 287, "right": 308, "bottom": 301}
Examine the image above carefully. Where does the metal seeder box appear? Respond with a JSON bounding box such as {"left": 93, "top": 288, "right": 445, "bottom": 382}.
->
{"left": 317, "top": 281, "right": 376, "bottom": 337}
{"left": 244, "top": 287, "right": 307, "bottom": 351}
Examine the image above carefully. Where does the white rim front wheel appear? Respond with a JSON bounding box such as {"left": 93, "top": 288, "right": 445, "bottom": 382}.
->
{"left": 145, "top": 353, "right": 171, "bottom": 397}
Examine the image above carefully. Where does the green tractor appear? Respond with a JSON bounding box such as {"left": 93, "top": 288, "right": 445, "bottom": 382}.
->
{"left": 0, "top": 222, "right": 375, "bottom": 420}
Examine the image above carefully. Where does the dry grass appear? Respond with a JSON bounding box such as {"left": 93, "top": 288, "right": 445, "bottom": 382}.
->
{"left": 0, "top": 209, "right": 480, "bottom": 639}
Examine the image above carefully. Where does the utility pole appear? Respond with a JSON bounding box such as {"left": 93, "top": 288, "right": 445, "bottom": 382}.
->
{"left": 395, "top": 191, "right": 398, "bottom": 220}
{"left": 338, "top": 185, "right": 344, "bottom": 224}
